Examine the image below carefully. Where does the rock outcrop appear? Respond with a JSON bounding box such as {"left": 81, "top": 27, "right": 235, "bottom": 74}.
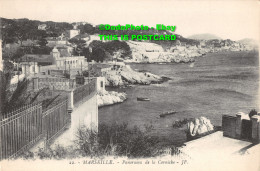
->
{"left": 97, "top": 90, "right": 127, "bottom": 107}
{"left": 187, "top": 116, "right": 214, "bottom": 137}
{"left": 103, "top": 64, "right": 164, "bottom": 87}
{"left": 124, "top": 39, "right": 253, "bottom": 63}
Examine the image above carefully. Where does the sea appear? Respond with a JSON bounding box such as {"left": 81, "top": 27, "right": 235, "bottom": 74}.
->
{"left": 99, "top": 51, "right": 259, "bottom": 145}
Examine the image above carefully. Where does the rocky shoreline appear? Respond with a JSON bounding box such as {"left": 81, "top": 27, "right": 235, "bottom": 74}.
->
{"left": 124, "top": 40, "right": 253, "bottom": 64}
{"left": 97, "top": 90, "right": 127, "bottom": 107}
{"left": 103, "top": 64, "right": 168, "bottom": 87}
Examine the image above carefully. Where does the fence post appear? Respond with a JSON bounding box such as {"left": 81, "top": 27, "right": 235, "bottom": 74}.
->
{"left": 71, "top": 90, "right": 74, "bottom": 109}
{"left": 251, "top": 115, "right": 260, "bottom": 143}
{"left": 235, "top": 114, "right": 243, "bottom": 139}
{"left": 33, "top": 77, "right": 39, "bottom": 91}
{"left": 0, "top": 121, "right": 2, "bottom": 160}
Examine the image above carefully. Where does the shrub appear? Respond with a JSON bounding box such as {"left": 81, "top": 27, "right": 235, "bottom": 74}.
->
{"left": 20, "top": 151, "right": 35, "bottom": 160}
{"left": 36, "top": 145, "right": 68, "bottom": 160}
{"left": 249, "top": 109, "right": 258, "bottom": 118}
{"left": 98, "top": 123, "right": 163, "bottom": 158}
{"left": 172, "top": 118, "right": 193, "bottom": 128}
{"left": 74, "top": 126, "right": 99, "bottom": 157}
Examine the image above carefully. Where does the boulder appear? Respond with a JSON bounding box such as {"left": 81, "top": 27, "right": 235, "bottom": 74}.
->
{"left": 97, "top": 90, "right": 127, "bottom": 107}
{"left": 187, "top": 116, "right": 214, "bottom": 137}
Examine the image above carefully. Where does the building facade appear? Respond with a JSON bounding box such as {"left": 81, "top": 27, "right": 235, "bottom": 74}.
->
{"left": 21, "top": 62, "right": 39, "bottom": 76}
{"left": 51, "top": 47, "right": 85, "bottom": 69}
{"left": 69, "top": 29, "right": 80, "bottom": 39}
{"left": 38, "top": 24, "right": 47, "bottom": 30}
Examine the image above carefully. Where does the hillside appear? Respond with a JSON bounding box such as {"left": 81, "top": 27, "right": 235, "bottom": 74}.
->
{"left": 238, "top": 38, "right": 258, "bottom": 47}
{"left": 188, "top": 34, "right": 221, "bottom": 40}
{"left": 1, "top": 17, "right": 256, "bottom": 64}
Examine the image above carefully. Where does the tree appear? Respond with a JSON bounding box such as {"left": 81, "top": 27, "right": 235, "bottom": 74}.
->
{"left": 69, "top": 39, "right": 86, "bottom": 56}
{"left": 92, "top": 48, "right": 106, "bottom": 62}
{"left": 82, "top": 48, "right": 92, "bottom": 61}
{"left": 78, "top": 24, "right": 95, "bottom": 35}
{"left": 12, "top": 48, "right": 26, "bottom": 61}
{"left": 38, "top": 38, "right": 48, "bottom": 47}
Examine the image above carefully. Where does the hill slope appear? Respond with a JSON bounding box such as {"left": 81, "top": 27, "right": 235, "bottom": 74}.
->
{"left": 238, "top": 38, "right": 258, "bottom": 47}
{"left": 188, "top": 34, "right": 221, "bottom": 40}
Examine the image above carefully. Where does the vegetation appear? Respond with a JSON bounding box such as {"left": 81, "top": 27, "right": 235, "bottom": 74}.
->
{"left": 1, "top": 17, "right": 73, "bottom": 47}
{"left": 172, "top": 118, "right": 194, "bottom": 128}
{"left": 249, "top": 109, "right": 258, "bottom": 118}
{"left": 85, "top": 40, "right": 131, "bottom": 62}
{"left": 0, "top": 61, "right": 61, "bottom": 116}
{"left": 21, "top": 123, "right": 171, "bottom": 159}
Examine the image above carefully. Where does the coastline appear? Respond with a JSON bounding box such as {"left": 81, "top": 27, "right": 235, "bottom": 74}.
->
{"left": 99, "top": 50, "right": 259, "bottom": 145}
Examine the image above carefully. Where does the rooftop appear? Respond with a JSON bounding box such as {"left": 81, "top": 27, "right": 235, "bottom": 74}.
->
{"left": 20, "top": 54, "right": 53, "bottom": 63}
{"left": 71, "top": 33, "right": 90, "bottom": 40}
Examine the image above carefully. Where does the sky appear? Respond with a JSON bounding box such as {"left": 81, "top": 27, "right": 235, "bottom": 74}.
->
{"left": 0, "top": 0, "right": 259, "bottom": 41}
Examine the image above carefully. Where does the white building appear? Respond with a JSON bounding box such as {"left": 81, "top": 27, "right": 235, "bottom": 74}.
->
{"left": 69, "top": 29, "right": 80, "bottom": 39}
{"left": 21, "top": 47, "right": 86, "bottom": 75}
{"left": 95, "top": 77, "right": 106, "bottom": 93}
{"left": 21, "top": 62, "right": 39, "bottom": 76}
{"left": 46, "top": 37, "right": 68, "bottom": 47}
{"left": 38, "top": 24, "right": 47, "bottom": 30}
{"left": 51, "top": 47, "right": 85, "bottom": 68}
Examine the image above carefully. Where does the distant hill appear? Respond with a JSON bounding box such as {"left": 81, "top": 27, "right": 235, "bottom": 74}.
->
{"left": 188, "top": 34, "right": 221, "bottom": 40}
{"left": 238, "top": 38, "right": 258, "bottom": 47}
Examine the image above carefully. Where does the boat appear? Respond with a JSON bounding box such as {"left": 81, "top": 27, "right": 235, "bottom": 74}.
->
{"left": 159, "top": 110, "right": 177, "bottom": 117}
{"left": 137, "top": 97, "right": 150, "bottom": 101}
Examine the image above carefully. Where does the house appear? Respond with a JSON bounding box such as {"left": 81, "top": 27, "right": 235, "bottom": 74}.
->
{"left": 20, "top": 61, "right": 39, "bottom": 76}
{"left": 64, "top": 25, "right": 80, "bottom": 39}
{"left": 20, "top": 47, "right": 85, "bottom": 73}
{"left": 51, "top": 47, "right": 85, "bottom": 68}
{"left": 71, "top": 33, "right": 90, "bottom": 42}
{"left": 20, "top": 54, "right": 53, "bottom": 66}
{"left": 38, "top": 24, "right": 47, "bottom": 30}
{"left": 69, "top": 29, "right": 80, "bottom": 39}
{"left": 89, "top": 63, "right": 112, "bottom": 77}
{"left": 46, "top": 37, "right": 68, "bottom": 47}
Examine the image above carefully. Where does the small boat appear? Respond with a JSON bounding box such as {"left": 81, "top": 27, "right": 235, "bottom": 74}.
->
{"left": 137, "top": 97, "right": 150, "bottom": 101}
{"left": 159, "top": 111, "right": 177, "bottom": 117}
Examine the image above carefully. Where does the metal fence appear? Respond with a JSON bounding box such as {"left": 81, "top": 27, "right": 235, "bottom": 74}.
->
{"left": 73, "top": 79, "right": 96, "bottom": 105}
{"left": 38, "top": 77, "right": 76, "bottom": 90}
{"left": 0, "top": 97, "right": 69, "bottom": 160}
{"left": 42, "top": 98, "right": 69, "bottom": 144}
{"left": 0, "top": 103, "right": 42, "bottom": 159}
{"left": 9, "top": 77, "right": 76, "bottom": 92}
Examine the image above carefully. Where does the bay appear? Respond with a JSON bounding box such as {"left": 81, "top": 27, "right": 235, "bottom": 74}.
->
{"left": 99, "top": 51, "right": 259, "bottom": 145}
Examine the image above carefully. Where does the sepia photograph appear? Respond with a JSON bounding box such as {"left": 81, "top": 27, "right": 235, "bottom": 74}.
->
{"left": 0, "top": 0, "right": 259, "bottom": 170}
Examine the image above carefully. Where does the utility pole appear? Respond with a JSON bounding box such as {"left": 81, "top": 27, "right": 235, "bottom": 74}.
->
{"left": 69, "top": 63, "right": 70, "bottom": 79}
{"left": 81, "top": 62, "right": 82, "bottom": 75}
{"left": 17, "top": 60, "right": 19, "bottom": 82}
{"left": 34, "top": 57, "right": 36, "bottom": 76}
{"left": 65, "top": 61, "right": 67, "bottom": 77}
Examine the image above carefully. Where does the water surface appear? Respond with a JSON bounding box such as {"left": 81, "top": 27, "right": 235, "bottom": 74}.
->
{"left": 99, "top": 51, "right": 259, "bottom": 145}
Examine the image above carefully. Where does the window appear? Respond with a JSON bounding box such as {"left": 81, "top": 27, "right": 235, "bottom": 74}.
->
{"left": 100, "top": 81, "right": 103, "bottom": 88}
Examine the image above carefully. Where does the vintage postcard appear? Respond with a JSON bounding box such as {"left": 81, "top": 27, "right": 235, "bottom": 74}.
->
{"left": 0, "top": 0, "right": 259, "bottom": 170}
